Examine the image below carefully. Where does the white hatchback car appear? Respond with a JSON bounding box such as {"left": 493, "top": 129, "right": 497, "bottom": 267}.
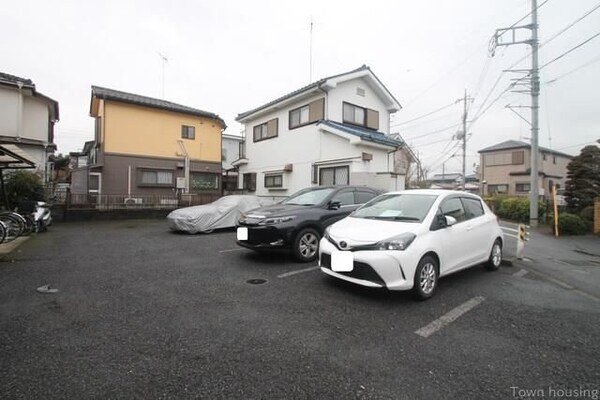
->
{"left": 319, "top": 189, "right": 504, "bottom": 300}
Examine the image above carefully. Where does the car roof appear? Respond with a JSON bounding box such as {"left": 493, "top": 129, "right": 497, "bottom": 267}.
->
{"left": 385, "top": 189, "right": 483, "bottom": 199}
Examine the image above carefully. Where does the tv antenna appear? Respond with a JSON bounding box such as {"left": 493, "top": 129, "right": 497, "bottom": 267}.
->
{"left": 158, "top": 51, "right": 168, "bottom": 98}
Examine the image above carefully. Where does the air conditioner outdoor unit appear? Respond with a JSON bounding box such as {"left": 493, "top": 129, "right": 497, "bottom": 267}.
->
{"left": 124, "top": 197, "right": 143, "bottom": 205}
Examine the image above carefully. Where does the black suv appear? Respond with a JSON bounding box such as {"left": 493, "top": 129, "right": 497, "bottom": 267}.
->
{"left": 236, "top": 186, "right": 382, "bottom": 262}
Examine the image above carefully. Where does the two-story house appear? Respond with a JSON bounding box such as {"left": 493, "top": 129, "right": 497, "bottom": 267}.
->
{"left": 233, "top": 65, "right": 406, "bottom": 196}
{"left": 222, "top": 133, "right": 244, "bottom": 193}
{"left": 70, "top": 86, "right": 225, "bottom": 202}
{"left": 478, "top": 140, "right": 573, "bottom": 197}
{"left": 0, "top": 72, "right": 59, "bottom": 180}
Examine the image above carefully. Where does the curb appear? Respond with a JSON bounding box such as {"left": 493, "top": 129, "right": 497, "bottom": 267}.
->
{"left": 0, "top": 236, "right": 31, "bottom": 258}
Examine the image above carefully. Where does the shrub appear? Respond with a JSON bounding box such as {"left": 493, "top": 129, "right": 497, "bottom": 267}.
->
{"left": 493, "top": 196, "right": 547, "bottom": 222}
{"left": 2, "top": 171, "right": 44, "bottom": 209}
{"left": 558, "top": 213, "right": 590, "bottom": 235}
{"left": 579, "top": 206, "right": 595, "bottom": 222}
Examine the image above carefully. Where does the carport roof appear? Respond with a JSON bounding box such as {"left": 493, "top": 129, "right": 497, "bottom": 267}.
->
{"left": 0, "top": 144, "right": 36, "bottom": 169}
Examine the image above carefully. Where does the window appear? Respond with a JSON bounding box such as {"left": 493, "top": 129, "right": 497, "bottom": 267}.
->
{"left": 440, "top": 197, "right": 467, "bottom": 223}
{"left": 331, "top": 190, "right": 355, "bottom": 206}
{"left": 319, "top": 166, "right": 349, "bottom": 186}
{"left": 553, "top": 156, "right": 556, "bottom": 164}
{"left": 264, "top": 174, "right": 283, "bottom": 188}
{"left": 461, "top": 198, "right": 484, "bottom": 219}
{"left": 356, "top": 190, "right": 378, "bottom": 204}
{"left": 243, "top": 173, "right": 256, "bottom": 191}
{"left": 253, "top": 119, "right": 278, "bottom": 142}
{"left": 516, "top": 183, "right": 531, "bottom": 192}
{"left": 182, "top": 125, "right": 195, "bottom": 139}
{"left": 512, "top": 151, "right": 524, "bottom": 165}
{"left": 485, "top": 153, "right": 514, "bottom": 166}
{"left": 543, "top": 153, "right": 547, "bottom": 161}
{"left": 488, "top": 184, "right": 508, "bottom": 195}
{"left": 140, "top": 169, "right": 173, "bottom": 186}
{"left": 289, "top": 105, "right": 309, "bottom": 129}
{"left": 343, "top": 102, "right": 365, "bottom": 126}
{"left": 239, "top": 141, "right": 246, "bottom": 158}
{"left": 190, "top": 173, "right": 219, "bottom": 190}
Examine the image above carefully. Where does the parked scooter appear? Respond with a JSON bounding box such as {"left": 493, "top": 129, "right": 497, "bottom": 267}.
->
{"left": 32, "top": 201, "right": 52, "bottom": 232}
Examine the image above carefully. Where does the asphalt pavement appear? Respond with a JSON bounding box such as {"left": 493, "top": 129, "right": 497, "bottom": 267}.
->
{"left": 0, "top": 220, "right": 598, "bottom": 399}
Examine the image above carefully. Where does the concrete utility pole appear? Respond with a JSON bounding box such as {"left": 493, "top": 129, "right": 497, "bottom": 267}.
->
{"left": 461, "top": 89, "right": 468, "bottom": 191}
{"left": 492, "top": 0, "right": 541, "bottom": 227}
{"left": 454, "top": 90, "right": 471, "bottom": 191}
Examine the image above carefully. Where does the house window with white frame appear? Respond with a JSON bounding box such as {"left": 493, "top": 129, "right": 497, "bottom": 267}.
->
{"left": 289, "top": 105, "right": 310, "bottom": 129}
{"left": 319, "top": 166, "right": 349, "bottom": 186}
{"left": 264, "top": 174, "right": 283, "bottom": 188}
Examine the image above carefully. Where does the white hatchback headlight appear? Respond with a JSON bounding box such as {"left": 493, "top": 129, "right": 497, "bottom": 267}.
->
{"left": 376, "top": 232, "right": 416, "bottom": 251}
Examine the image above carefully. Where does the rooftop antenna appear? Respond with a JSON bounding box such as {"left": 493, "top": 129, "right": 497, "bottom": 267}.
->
{"left": 158, "top": 51, "right": 168, "bottom": 98}
{"left": 309, "top": 17, "right": 313, "bottom": 82}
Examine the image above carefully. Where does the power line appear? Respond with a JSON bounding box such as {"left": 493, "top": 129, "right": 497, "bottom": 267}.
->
{"left": 403, "top": 122, "right": 462, "bottom": 141}
{"left": 507, "top": 0, "right": 551, "bottom": 29}
{"left": 543, "top": 1, "right": 600, "bottom": 47}
{"left": 546, "top": 55, "right": 600, "bottom": 84}
{"left": 391, "top": 101, "right": 457, "bottom": 127}
{"left": 540, "top": 30, "right": 600, "bottom": 70}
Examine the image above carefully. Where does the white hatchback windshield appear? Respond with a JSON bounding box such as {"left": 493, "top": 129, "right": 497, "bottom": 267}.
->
{"left": 352, "top": 193, "right": 438, "bottom": 222}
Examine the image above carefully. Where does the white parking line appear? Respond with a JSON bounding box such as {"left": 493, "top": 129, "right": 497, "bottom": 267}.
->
{"left": 277, "top": 266, "right": 320, "bottom": 278}
{"left": 513, "top": 269, "right": 528, "bottom": 278}
{"left": 219, "top": 248, "right": 246, "bottom": 253}
{"left": 415, "top": 296, "right": 485, "bottom": 338}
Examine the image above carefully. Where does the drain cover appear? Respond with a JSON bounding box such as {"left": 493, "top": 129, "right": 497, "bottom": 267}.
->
{"left": 246, "top": 278, "right": 267, "bottom": 285}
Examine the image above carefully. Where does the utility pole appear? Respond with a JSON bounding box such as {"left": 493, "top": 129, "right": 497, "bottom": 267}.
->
{"left": 461, "top": 89, "right": 467, "bottom": 190}
{"left": 455, "top": 89, "right": 471, "bottom": 191}
{"left": 492, "top": 0, "right": 540, "bottom": 227}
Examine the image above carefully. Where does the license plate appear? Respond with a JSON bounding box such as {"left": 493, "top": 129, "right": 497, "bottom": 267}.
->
{"left": 331, "top": 250, "right": 353, "bottom": 272}
{"left": 237, "top": 227, "right": 248, "bottom": 241}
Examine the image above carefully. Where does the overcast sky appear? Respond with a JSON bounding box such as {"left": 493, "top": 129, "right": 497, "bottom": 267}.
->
{"left": 2, "top": 0, "right": 599, "bottom": 176}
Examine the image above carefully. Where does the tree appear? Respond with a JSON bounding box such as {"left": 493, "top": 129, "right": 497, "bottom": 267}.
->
{"left": 564, "top": 145, "right": 600, "bottom": 212}
{"left": 1, "top": 170, "right": 44, "bottom": 209}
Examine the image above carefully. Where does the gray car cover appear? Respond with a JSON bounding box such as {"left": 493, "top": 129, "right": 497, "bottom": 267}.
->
{"left": 167, "top": 195, "right": 274, "bottom": 233}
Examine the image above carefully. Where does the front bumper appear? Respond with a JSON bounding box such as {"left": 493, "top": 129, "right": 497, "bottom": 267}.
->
{"left": 235, "top": 224, "right": 296, "bottom": 250}
{"left": 318, "top": 238, "right": 415, "bottom": 291}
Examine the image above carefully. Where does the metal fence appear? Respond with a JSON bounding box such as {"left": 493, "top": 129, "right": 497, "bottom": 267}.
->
{"left": 66, "top": 193, "right": 221, "bottom": 210}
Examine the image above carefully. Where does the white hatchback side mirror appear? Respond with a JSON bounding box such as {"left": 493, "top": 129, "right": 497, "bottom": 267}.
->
{"left": 445, "top": 215, "right": 457, "bottom": 227}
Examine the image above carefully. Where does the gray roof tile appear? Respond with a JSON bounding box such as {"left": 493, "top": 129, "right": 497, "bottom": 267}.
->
{"left": 479, "top": 139, "right": 573, "bottom": 158}
{"left": 91, "top": 86, "right": 226, "bottom": 128}
{"left": 319, "top": 120, "right": 403, "bottom": 148}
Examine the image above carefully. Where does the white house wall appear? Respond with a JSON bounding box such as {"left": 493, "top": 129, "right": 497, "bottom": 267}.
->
{"left": 239, "top": 75, "right": 400, "bottom": 196}
{"left": 0, "top": 87, "right": 19, "bottom": 134}
{"left": 22, "top": 96, "right": 50, "bottom": 142}
{"left": 326, "top": 78, "right": 392, "bottom": 134}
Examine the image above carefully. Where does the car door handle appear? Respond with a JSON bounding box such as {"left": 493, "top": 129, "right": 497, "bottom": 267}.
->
{"left": 466, "top": 225, "right": 473, "bottom": 231}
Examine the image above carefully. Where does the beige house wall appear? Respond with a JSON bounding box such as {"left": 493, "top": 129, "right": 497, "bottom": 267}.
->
{"left": 480, "top": 147, "right": 571, "bottom": 197}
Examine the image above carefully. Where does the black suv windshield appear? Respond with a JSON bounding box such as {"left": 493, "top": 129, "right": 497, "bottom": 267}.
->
{"left": 352, "top": 193, "right": 438, "bottom": 222}
{"left": 283, "top": 188, "right": 335, "bottom": 206}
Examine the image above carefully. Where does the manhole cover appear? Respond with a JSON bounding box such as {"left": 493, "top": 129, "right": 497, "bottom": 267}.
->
{"left": 246, "top": 278, "right": 268, "bottom": 285}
